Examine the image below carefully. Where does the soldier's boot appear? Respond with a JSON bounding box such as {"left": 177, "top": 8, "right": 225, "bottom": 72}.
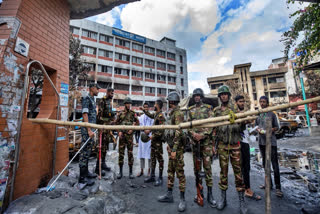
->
{"left": 154, "top": 170, "right": 163, "bottom": 186}
{"left": 207, "top": 186, "right": 217, "bottom": 208}
{"left": 239, "top": 191, "right": 248, "bottom": 214}
{"left": 178, "top": 191, "right": 186, "bottom": 212}
{"left": 217, "top": 189, "right": 227, "bottom": 210}
{"left": 86, "top": 167, "right": 97, "bottom": 179}
{"left": 95, "top": 159, "right": 106, "bottom": 176}
{"left": 144, "top": 168, "right": 156, "bottom": 183}
{"left": 79, "top": 167, "right": 95, "bottom": 186}
{"left": 129, "top": 165, "right": 134, "bottom": 179}
{"left": 193, "top": 188, "right": 204, "bottom": 202}
{"left": 117, "top": 165, "right": 123, "bottom": 179}
{"left": 158, "top": 188, "right": 174, "bottom": 203}
{"left": 101, "top": 155, "right": 111, "bottom": 171}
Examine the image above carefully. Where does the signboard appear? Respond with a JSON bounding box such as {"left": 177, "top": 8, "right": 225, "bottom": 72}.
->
{"left": 61, "top": 107, "right": 69, "bottom": 121}
{"left": 60, "top": 83, "right": 69, "bottom": 94}
{"left": 14, "top": 37, "right": 30, "bottom": 57}
{"left": 112, "top": 28, "right": 146, "bottom": 44}
{"left": 60, "top": 93, "right": 69, "bottom": 107}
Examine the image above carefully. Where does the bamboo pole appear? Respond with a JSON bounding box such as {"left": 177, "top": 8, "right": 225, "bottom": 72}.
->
{"left": 29, "top": 96, "right": 320, "bottom": 130}
{"left": 265, "top": 117, "right": 272, "bottom": 214}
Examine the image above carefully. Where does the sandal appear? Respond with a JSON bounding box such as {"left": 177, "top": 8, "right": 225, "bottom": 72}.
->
{"left": 275, "top": 189, "right": 283, "bottom": 198}
{"left": 136, "top": 171, "right": 144, "bottom": 177}
{"left": 259, "top": 185, "right": 265, "bottom": 189}
{"left": 245, "top": 192, "right": 262, "bottom": 200}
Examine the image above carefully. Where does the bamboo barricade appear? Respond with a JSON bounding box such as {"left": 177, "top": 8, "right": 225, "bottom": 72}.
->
{"left": 29, "top": 96, "right": 320, "bottom": 129}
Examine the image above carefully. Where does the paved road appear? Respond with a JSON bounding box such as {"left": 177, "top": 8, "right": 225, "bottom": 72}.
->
{"left": 110, "top": 134, "right": 320, "bottom": 214}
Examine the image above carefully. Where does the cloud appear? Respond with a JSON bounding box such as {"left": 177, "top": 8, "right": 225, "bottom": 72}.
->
{"left": 88, "top": 7, "right": 121, "bottom": 27}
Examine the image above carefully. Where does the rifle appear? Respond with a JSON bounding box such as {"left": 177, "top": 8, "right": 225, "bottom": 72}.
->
{"left": 195, "top": 141, "right": 204, "bottom": 206}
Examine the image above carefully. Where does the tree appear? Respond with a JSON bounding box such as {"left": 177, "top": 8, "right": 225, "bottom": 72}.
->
{"left": 68, "top": 34, "right": 91, "bottom": 119}
{"left": 305, "top": 69, "right": 320, "bottom": 95}
{"left": 281, "top": 1, "right": 320, "bottom": 68}
{"left": 225, "top": 80, "right": 252, "bottom": 110}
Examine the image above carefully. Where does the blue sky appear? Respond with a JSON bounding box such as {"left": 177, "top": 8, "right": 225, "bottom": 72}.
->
{"left": 88, "top": 0, "right": 304, "bottom": 93}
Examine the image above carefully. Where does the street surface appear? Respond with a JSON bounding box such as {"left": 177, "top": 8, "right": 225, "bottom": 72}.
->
{"left": 113, "top": 128, "right": 320, "bottom": 214}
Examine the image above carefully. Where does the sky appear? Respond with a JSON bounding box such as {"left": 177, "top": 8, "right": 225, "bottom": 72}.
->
{"left": 88, "top": 0, "right": 305, "bottom": 94}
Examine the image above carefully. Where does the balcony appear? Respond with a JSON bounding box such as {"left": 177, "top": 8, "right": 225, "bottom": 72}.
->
{"left": 269, "top": 82, "right": 286, "bottom": 90}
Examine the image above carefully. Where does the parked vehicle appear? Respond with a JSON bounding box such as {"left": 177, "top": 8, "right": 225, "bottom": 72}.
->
{"left": 276, "top": 113, "right": 299, "bottom": 138}
{"left": 288, "top": 115, "right": 308, "bottom": 128}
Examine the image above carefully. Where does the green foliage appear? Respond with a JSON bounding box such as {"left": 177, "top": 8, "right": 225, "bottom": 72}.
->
{"left": 281, "top": 1, "right": 320, "bottom": 68}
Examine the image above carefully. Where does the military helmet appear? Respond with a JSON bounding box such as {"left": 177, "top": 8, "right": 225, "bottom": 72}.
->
{"left": 123, "top": 97, "right": 132, "bottom": 104}
{"left": 141, "top": 132, "right": 150, "bottom": 143}
{"left": 192, "top": 88, "right": 204, "bottom": 98}
{"left": 167, "top": 91, "right": 180, "bottom": 102}
{"left": 218, "top": 85, "right": 231, "bottom": 97}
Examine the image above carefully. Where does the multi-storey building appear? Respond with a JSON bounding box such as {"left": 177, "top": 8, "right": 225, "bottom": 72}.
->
{"left": 70, "top": 19, "right": 188, "bottom": 110}
{"left": 207, "top": 58, "right": 296, "bottom": 110}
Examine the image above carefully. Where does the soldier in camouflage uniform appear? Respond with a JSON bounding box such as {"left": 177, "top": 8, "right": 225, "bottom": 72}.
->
{"left": 143, "top": 99, "right": 166, "bottom": 186}
{"left": 158, "top": 91, "right": 186, "bottom": 212}
{"left": 96, "top": 88, "right": 115, "bottom": 176}
{"left": 79, "top": 83, "right": 100, "bottom": 186}
{"left": 214, "top": 85, "right": 247, "bottom": 214}
{"left": 188, "top": 88, "right": 217, "bottom": 208}
{"left": 115, "top": 97, "right": 139, "bottom": 179}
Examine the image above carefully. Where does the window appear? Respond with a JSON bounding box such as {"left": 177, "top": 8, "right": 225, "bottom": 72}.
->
{"left": 99, "top": 34, "right": 113, "bottom": 43}
{"left": 114, "top": 83, "right": 129, "bottom": 91}
{"left": 167, "top": 52, "right": 175, "bottom": 60}
{"left": 156, "top": 49, "right": 165, "bottom": 57}
{"left": 97, "top": 81, "right": 111, "bottom": 89}
{"left": 132, "top": 43, "right": 143, "bottom": 51}
{"left": 181, "top": 90, "right": 185, "bottom": 98}
{"left": 98, "top": 65, "right": 112, "bottom": 73}
{"left": 145, "top": 73, "right": 155, "bottom": 80}
{"left": 158, "top": 88, "right": 167, "bottom": 95}
{"left": 168, "top": 76, "right": 176, "bottom": 83}
{"left": 132, "top": 100, "right": 143, "bottom": 107}
{"left": 210, "top": 83, "right": 223, "bottom": 90}
{"left": 270, "top": 91, "right": 287, "bottom": 98}
{"left": 253, "top": 93, "right": 257, "bottom": 100}
{"left": 132, "top": 56, "right": 143, "bottom": 65}
{"left": 157, "top": 75, "right": 166, "bottom": 81}
{"left": 181, "top": 78, "right": 184, "bottom": 86}
{"left": 168, "top": 64, "right": 176, "bottom": 71}
{"left": 251, "top": 78, "right": 256, "bottom": 87}
{"left": 132, "top": 70, "right": 142, "bottom": 78}
{"left": 98, "top": 49, "right": 112, "bottom": 58}
{"left": 180, "top": 66, "right": 183, "bottom": 74}
{"left": 145, "top": 87, "right": 155, "bottom": 94}
{"left": 180, "top": 55, "right": 183, "bottom": 63}
{"left": 70, "top": 26, "right": 79, "bottom": 35}
{"left": 82, "top": 45, "right": 96, "bottom": 55}
{"left": 157, "top": 62, "right": 166, "bottom": 70}
{"left": 115, "top": 38, "right": 130, "bottom": 48}
{"left": 263, "top": 77, "right": 267, "bottom": 86}
{"left": 145, "top": 59, "right": 155, "bottom": 67}
{"left": 168, "top": 89, "right": 176, "bottom": 93}
{"left": 268, "top": 76, "right": 285, "bottom": 83}
{"left": 132, "top": 85, "right": 143, "bottom": 92}
{"left": 115, "top": 53, "right": 130, "bottom": 62}
{"left": 86, "top": 63, "right": 96, "bottom": 71}
{"left": 114, "top": 67, "right": 130, "bottom": 76}
{"left": 82, "top": 29, "right": 97, "bottom": 40}
{"left": 145, "top": 46, "right": 155, "bottom": 54}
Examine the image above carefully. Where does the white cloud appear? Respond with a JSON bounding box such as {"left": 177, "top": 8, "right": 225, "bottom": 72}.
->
{"left": 90, "top": 7, "right": 121, "bottom": 26}
{"left": 120, "top": 0, "right": 220, "bottom": 40}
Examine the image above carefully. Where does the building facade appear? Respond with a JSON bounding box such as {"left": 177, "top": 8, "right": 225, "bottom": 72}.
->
{"left": 207, "top": 58, "right": 296, "bottom": 109}
{"left": 70, "top": 19, "right": 188, "bottom": 110}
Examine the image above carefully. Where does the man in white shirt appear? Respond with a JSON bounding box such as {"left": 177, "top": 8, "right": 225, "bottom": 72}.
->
{"left": 137, "top": 102, "right": 154, "bottom": 177}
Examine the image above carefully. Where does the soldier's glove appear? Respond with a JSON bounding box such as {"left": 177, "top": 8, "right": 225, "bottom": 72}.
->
{"left": 228, "top": 110, "right": 237, "bottom": 124}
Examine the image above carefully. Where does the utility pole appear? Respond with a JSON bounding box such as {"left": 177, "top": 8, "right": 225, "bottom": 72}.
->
{"left": 265, "top": 117, "right": 272, "bottom": 214}
{"left": 299, "top": 71, "right": 311, "bottom": 133}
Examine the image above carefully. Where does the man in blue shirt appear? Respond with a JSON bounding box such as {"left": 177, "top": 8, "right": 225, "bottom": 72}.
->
{"left": 78, "top": 83, "right": 100, "bottom": 186}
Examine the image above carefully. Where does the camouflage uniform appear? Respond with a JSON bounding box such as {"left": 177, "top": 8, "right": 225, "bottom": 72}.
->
{"left": 188, "top": 103, "right": 214, "bottom": 187}
{"left": 79, "top": 95, "right": 97, "bottom": 170}
{"left": 167, "top": 106, "right": 186, "bottom": 192}
{"left": 144, "top": 110, "right": 166, "bottom": 171}
{"left": 214, "top": 104, "right": 245, "bottom": 192}
{"left": 97, "top": 97, "right": 115, "bottom": 157}
{"left": 116, "top": 109, "right": 139, "bottom": 166}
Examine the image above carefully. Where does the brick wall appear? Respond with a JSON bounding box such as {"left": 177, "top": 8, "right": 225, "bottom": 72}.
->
{"left": 0, "top": 0, "right": 70, "bottom": 204}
